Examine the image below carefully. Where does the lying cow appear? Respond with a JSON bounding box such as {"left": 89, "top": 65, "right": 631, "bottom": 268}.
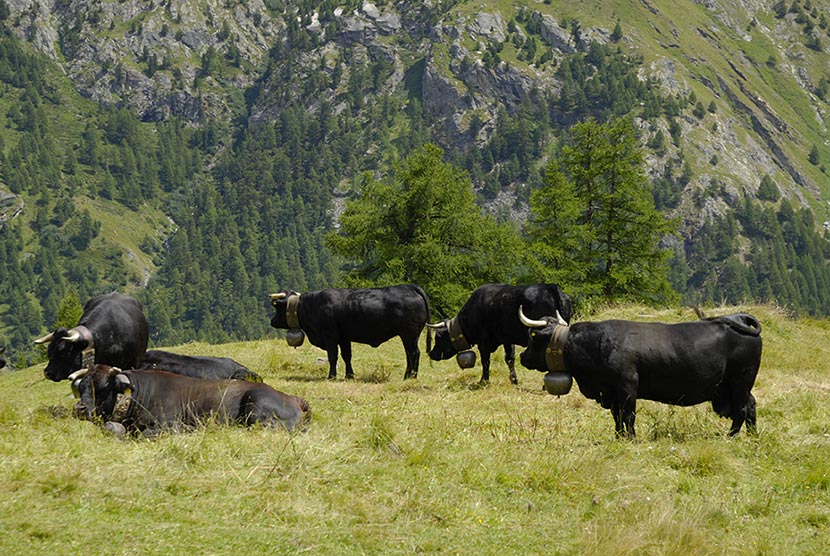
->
{"left": 34, "top": 292, "right": 149, "bottom": 381}
{"left": 270, "top": 285, "right": 430, "bottom": 380}
{"left": 137, "top": 350, "right": 262, "bottom": 382}
{"left": 427, "top": 283, "right": 572, "bottom": 384}
{"left": 518, "top": 308, "right": 762, "bottom": 437}
{"left": 70, "top": 364, "right": 310, "bottom": 434}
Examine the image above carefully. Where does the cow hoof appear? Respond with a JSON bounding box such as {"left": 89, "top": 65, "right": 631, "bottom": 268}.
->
{"left": 345, "top": 374, "right": 355, "bottom": 380}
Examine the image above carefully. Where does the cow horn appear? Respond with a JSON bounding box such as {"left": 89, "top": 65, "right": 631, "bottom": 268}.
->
{"left": 270, "top": 293, "right": 287, "bottom": 301}
{"left": 426, "top": 321, "right": 448, "bottom": 329}
{"left": 556, "top": 310, "right": 568, "bottom": 326}
{"left": 63, "top": 328, "right": 83, "bottom": 342}
{"left": 33, "top": 332, "right": 55, "bottom": 344}
{"left": 67, "top": 368, "right": 90, "bottom": 381}
{"left": 106, "top": 366, "right": 123, "bottom": 376}
{"left": 518, "top": 306, "right": 548, "bottom": 328}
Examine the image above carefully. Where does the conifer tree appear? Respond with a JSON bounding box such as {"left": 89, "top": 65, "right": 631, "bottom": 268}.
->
{"left": 327, "top": 143, "right": 523, "bottom": 316}
{"left": 529, "top": 118, "right": 677, "bottom": 303}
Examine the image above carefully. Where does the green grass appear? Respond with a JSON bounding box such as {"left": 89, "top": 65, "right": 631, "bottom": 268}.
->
{"left": 1, "top": 304, "right": 829, "bottom": 554}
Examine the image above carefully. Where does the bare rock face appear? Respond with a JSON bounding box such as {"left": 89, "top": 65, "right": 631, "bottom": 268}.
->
{"left": 5, "top": 0, "right": 61, "bottom": 60}
{"left": 467, "top": 12, "right": 506, "bottom": 43}
{"left": 4, "top": 0, "right": 279, "bottom": 122}
{"left": 536, "top": 14, "right": 575, "bottom": 53}
{"left": 0, "top": 189, "right": 23, "bottom": 225}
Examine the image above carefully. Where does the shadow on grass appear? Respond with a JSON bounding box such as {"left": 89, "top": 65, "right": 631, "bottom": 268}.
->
{"left": 279, "top": 372, "right": 392, "bottom": 384}
{"left": 35, "top": 405, "right": 71, "bottom": 419}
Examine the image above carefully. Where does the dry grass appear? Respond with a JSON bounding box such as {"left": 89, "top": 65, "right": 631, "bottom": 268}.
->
{"left": 0, "top": 304, "right": 828, "bottom": 555}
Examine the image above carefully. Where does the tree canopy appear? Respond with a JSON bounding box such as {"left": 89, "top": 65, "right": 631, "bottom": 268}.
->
{"left": 528, "top": 118, "right": 678, "bottom": 304}
{"left": 327, "top": 143, "right": 524, "bottom": 316}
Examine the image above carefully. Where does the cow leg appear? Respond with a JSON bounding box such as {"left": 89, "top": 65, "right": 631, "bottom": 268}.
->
{"left": 622, "top": 397, "right": 637, "bottom": 438}
{"left": 326, "top": 345, "right": 339, "bottom": 379}
{"left": 401, "top": 335, "right": 419, "bottom": 380}
{"left": 726, "top": 376, "right": 755, "bottom": 436}
{"left": 611, "top": 398, "right": 637, "bottom": 438}
{"left": 340, "top": 341, "right": 355, "bottom": 380}
{"left": 610, "top": 403, "right": 626, "bottom": 437}
{"left": 479, "top": 350, "right": 492, "bottom": 384}
{"left": 745, "top": 393, "right": 757, "bottom": 435}
{"left": 727, "top": 392, "right": 749, "bottom": 437}
{"left": 612, "top": 377, "right": 638, "bottom": 438}
{"left": 503, "top": 344, "right": 518, "bottom": 385}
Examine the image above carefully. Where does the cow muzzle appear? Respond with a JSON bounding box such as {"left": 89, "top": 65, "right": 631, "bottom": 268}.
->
{"left": 73, "top": 401, "right": 93, "bottom": 420}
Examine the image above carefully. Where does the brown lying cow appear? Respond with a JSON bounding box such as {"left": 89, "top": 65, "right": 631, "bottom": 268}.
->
{"left": 70, "top": 364, "right": 310, "bottom": 435}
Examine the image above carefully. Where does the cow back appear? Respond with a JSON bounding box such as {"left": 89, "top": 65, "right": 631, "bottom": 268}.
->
{"left": 298, "top": 285, "right": 429, "bottom": 346}
{"left": 458, "top": 283, "right": 571, "bottom": 348}
{"left": 137, "top": 350, "right": 261, "bottom": 382}
{"left": 81, "top": 292, "right": 149, "bottom": 368}
{"left": 125, "top": 370, "right": 247, "bottom": 428}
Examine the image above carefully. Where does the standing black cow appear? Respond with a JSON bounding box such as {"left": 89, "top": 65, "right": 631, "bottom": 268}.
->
{"left": 0, "top": 346, "right": 5, "bottom": 369}
{"left": 270, "top": 285, "right": 430, "bottom": 380}
{"left": 427, "top": 283, "right": 572, "bottom": 384}
{"left": 518, "top": 308, "right": 763, "bottom": 437}
{"left": 34, "top": 292, "right": 149, "bottom": 382}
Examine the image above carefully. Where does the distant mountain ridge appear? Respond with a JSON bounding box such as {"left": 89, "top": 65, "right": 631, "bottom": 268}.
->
{"left": 5, "top": 0, "right": 828, "bottom": 215}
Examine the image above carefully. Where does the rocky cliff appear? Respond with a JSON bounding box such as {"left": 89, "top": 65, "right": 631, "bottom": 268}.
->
{"left": 3, "top": 0, "right": 830, "bottom": 226}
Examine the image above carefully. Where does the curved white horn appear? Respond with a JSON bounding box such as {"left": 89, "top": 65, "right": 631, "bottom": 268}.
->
{"left": 270, "top": 292, "right": 287, "bottom": 301}
{"left": 518, "top": 306, "right": 548, "bottom": 328}
{"left": 68, "top": 368, "right": 90, "bottom": 381}
{"left": 556, "top": 310, "right": 568, "bottom": 326}
{"left": 34, "top": 332, "right": 55, "bottom": 344}
{"left": 63, "top": 329, "right": 83, "bottom": 342}
{"left": 426, "top": 321, "right": 448, "bottom": 329}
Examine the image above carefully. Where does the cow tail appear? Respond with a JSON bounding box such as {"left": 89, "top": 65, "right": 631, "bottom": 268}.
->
{"left": 720, "top": 314, "right": 762, "bottom": 337}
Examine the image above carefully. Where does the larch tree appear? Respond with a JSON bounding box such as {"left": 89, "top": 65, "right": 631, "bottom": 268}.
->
{"left": 529, "top": 117, "right": 678, "bottom": 304}
{"left": 326, "top": 143, "right": 524, "bottom": 316}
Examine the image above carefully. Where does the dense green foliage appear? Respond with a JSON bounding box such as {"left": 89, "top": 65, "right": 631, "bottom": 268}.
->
{"left": 328, "top": 143, "right": 524, "bottom": 316}
{"left": 528, "top": 118, "right": 677, "bottom": 304}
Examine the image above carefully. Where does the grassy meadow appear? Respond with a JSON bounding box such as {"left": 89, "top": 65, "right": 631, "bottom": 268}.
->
{"left": 0, "top": 304, "right": 828, "bottom": 555}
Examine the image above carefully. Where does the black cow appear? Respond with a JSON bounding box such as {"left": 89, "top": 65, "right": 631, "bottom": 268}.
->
{"left": 34, "top": 292, "right": 149, "bottom": 382}
{"left": 270, "top": 285, "right": 430, "bottom": 380}
{"left": 518, "top": 308, "right": 763, "bottom": 437}
{"left": 427, "top": 283, "right": 572, "bottom": 384}
{"left": 137, "top": 350, "right": 262, "bottom": 382}
{"left": 70, "top": 364, "right": 310, "bottom": 434}
{"left": 0, "top": 346, "right": 5, "bottom": 369}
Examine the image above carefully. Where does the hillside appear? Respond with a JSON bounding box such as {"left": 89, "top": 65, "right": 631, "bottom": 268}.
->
{"left": 2, "top": 0, "right": 830, "bottom": 360}
{"left": 7, "top": 0, "right": 827, "bottom": 206}
{"left": 1, "top": 304, "right": 828, "bottom": 554}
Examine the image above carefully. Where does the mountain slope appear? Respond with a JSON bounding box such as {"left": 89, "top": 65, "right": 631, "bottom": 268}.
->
{"left": 3, "top": 0, "right": 830, "bottom": 361}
